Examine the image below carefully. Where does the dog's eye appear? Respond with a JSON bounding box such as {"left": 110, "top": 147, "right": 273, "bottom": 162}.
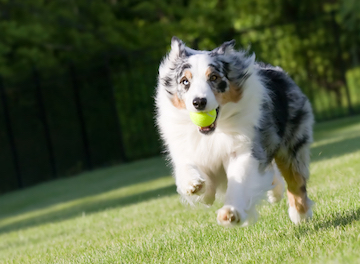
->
{"left": 181, "top": 78, "right": 189, "bottom": 86}
{"left": 210, "top": 75, "right": 218, "bottom": 82}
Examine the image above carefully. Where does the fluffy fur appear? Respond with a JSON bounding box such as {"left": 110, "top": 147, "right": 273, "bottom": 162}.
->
{"left": 155, "top": 37, "right": 314, "bottom": 227}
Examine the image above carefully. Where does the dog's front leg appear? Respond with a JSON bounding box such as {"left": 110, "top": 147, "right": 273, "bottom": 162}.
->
{"left": 175, "top": 163, "right": 216, "bottom": 206}
{"left": 217, "top": 152, "right": 273, "bottom": 227}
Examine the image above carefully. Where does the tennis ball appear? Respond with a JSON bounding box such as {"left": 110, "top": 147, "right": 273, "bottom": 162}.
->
{"left": 189, "top": 109, "right": 217, "bottom": 127}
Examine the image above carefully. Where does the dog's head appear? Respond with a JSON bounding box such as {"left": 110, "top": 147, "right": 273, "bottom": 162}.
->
{"left": 158, "top": 37, "right": 255, "bottom": 135}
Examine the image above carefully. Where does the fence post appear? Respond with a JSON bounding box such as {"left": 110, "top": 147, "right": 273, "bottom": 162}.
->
{"left": 331, "top": 10, "right": 354, "bottom": 115}
{"left": 69, "top": 63, "right": 92, "bottom": 170}
{"left": 0, "top": 75, "right": 23, "bottom": 188}
{"left": 32, "top": 66, "right": 57, "bottom": 178}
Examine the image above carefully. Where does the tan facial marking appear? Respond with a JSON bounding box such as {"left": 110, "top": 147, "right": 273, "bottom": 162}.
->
{"left": 171, "top": 93, "right": 186, "bottom": 109}
{"left": 215, "top": 83, "right": 243, "bottom": 104}
{"left": 184, "top": 70, "right": 192, "bottom": 80}
{"left": 205, "top": 67, "right": 212, "bottom": 78}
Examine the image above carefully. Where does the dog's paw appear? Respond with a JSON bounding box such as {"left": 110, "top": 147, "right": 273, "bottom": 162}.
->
{"left": 216, "top": 205, "right": 241, "bottom": 227}
{"left": 288, "top": 206, "right": 313, "bottom": 224}
{"left": 185, "top": 178, "right": 205, "bottom": 196}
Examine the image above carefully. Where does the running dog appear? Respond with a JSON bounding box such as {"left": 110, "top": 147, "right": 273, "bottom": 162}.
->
{"left": 155, "top": 37, "right": 314, "bottom": 227}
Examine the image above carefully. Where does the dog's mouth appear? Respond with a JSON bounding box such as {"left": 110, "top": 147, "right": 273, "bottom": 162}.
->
{"left": 198, "top": 108, "right": 219, "bottom": 135}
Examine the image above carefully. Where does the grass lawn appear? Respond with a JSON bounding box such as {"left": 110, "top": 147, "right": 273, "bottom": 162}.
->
{"left": 1, "top": 115, "right": 360, "bottom": 263}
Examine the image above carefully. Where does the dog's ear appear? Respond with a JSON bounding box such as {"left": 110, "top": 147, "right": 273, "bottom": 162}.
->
{"left": 212, "top": 40, "right": 236, "bottom": 55}
{"left": 170, "top": 36, "right": 187, "bottom": 59}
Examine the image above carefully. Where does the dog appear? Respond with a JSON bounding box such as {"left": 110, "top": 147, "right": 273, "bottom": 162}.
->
{"left": 155, "top": 37, "right": 314, "bottom": 227}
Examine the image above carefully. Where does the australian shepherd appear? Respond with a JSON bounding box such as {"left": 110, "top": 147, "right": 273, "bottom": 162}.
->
{"left": 155, "top": 37, "right": 314, "bottom": 227}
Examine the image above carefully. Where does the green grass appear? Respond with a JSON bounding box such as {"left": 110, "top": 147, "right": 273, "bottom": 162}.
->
{"left": 1, "top": 116, "right": 360, "bottom": 263}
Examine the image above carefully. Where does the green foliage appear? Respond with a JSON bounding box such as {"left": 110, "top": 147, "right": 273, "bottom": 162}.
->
{"left": 0, "top": 0, "right": 358, "bottom": 79}
{"left": 340, "top": 0, "right": 360, "bottom": 33}
{"left": 0, "top": 0, "right": 358, "bottom": 91}
{"left": 0, "top": 1, "right": 164, "bottom": 76}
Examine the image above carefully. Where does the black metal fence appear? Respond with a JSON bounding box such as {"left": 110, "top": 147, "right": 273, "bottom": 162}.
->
{"left": 0, "top": 52, "right": 163, "bottom": 193}
{"left": 1, "top": 13, "right": 360, "bottom": 194}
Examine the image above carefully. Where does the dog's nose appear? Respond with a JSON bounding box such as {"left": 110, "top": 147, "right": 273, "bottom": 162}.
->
{"left": 193, "top": 97, "right": 207, "bottom": 110}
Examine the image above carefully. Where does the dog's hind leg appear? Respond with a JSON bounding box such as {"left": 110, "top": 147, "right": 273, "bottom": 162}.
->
{"left": 275, "top": 144, "right": 313, "bottom": 224}
{"left": 267, "top": 161, "right": 285, "bottom": 204}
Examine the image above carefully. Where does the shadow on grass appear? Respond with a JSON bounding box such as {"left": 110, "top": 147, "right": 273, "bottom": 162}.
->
{"left": 313, "top": 208, "right": 360, "bottom": 230}
{"left": 0, "top": 157, "right": 171, "bottom": 218}
{"left": 293, "top": 208, "right": 360, "bottom": 237}
{"left": 313, "top": 115, "right": 360, "bottom": 135}
{"left": 0, "top": 184, "right": 176, "bottom": 234}
{"left": 311, "top": 135, "right": 360, "bottom": 162}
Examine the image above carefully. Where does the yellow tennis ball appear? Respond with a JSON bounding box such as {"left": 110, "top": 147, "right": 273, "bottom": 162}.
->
{"left": 189, "top": 109, "right": 217, "bottom": 127}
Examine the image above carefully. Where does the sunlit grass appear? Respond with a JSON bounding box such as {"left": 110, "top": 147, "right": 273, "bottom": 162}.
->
{"left": 0, "top": 115, "right": 360, "bottom": 263}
